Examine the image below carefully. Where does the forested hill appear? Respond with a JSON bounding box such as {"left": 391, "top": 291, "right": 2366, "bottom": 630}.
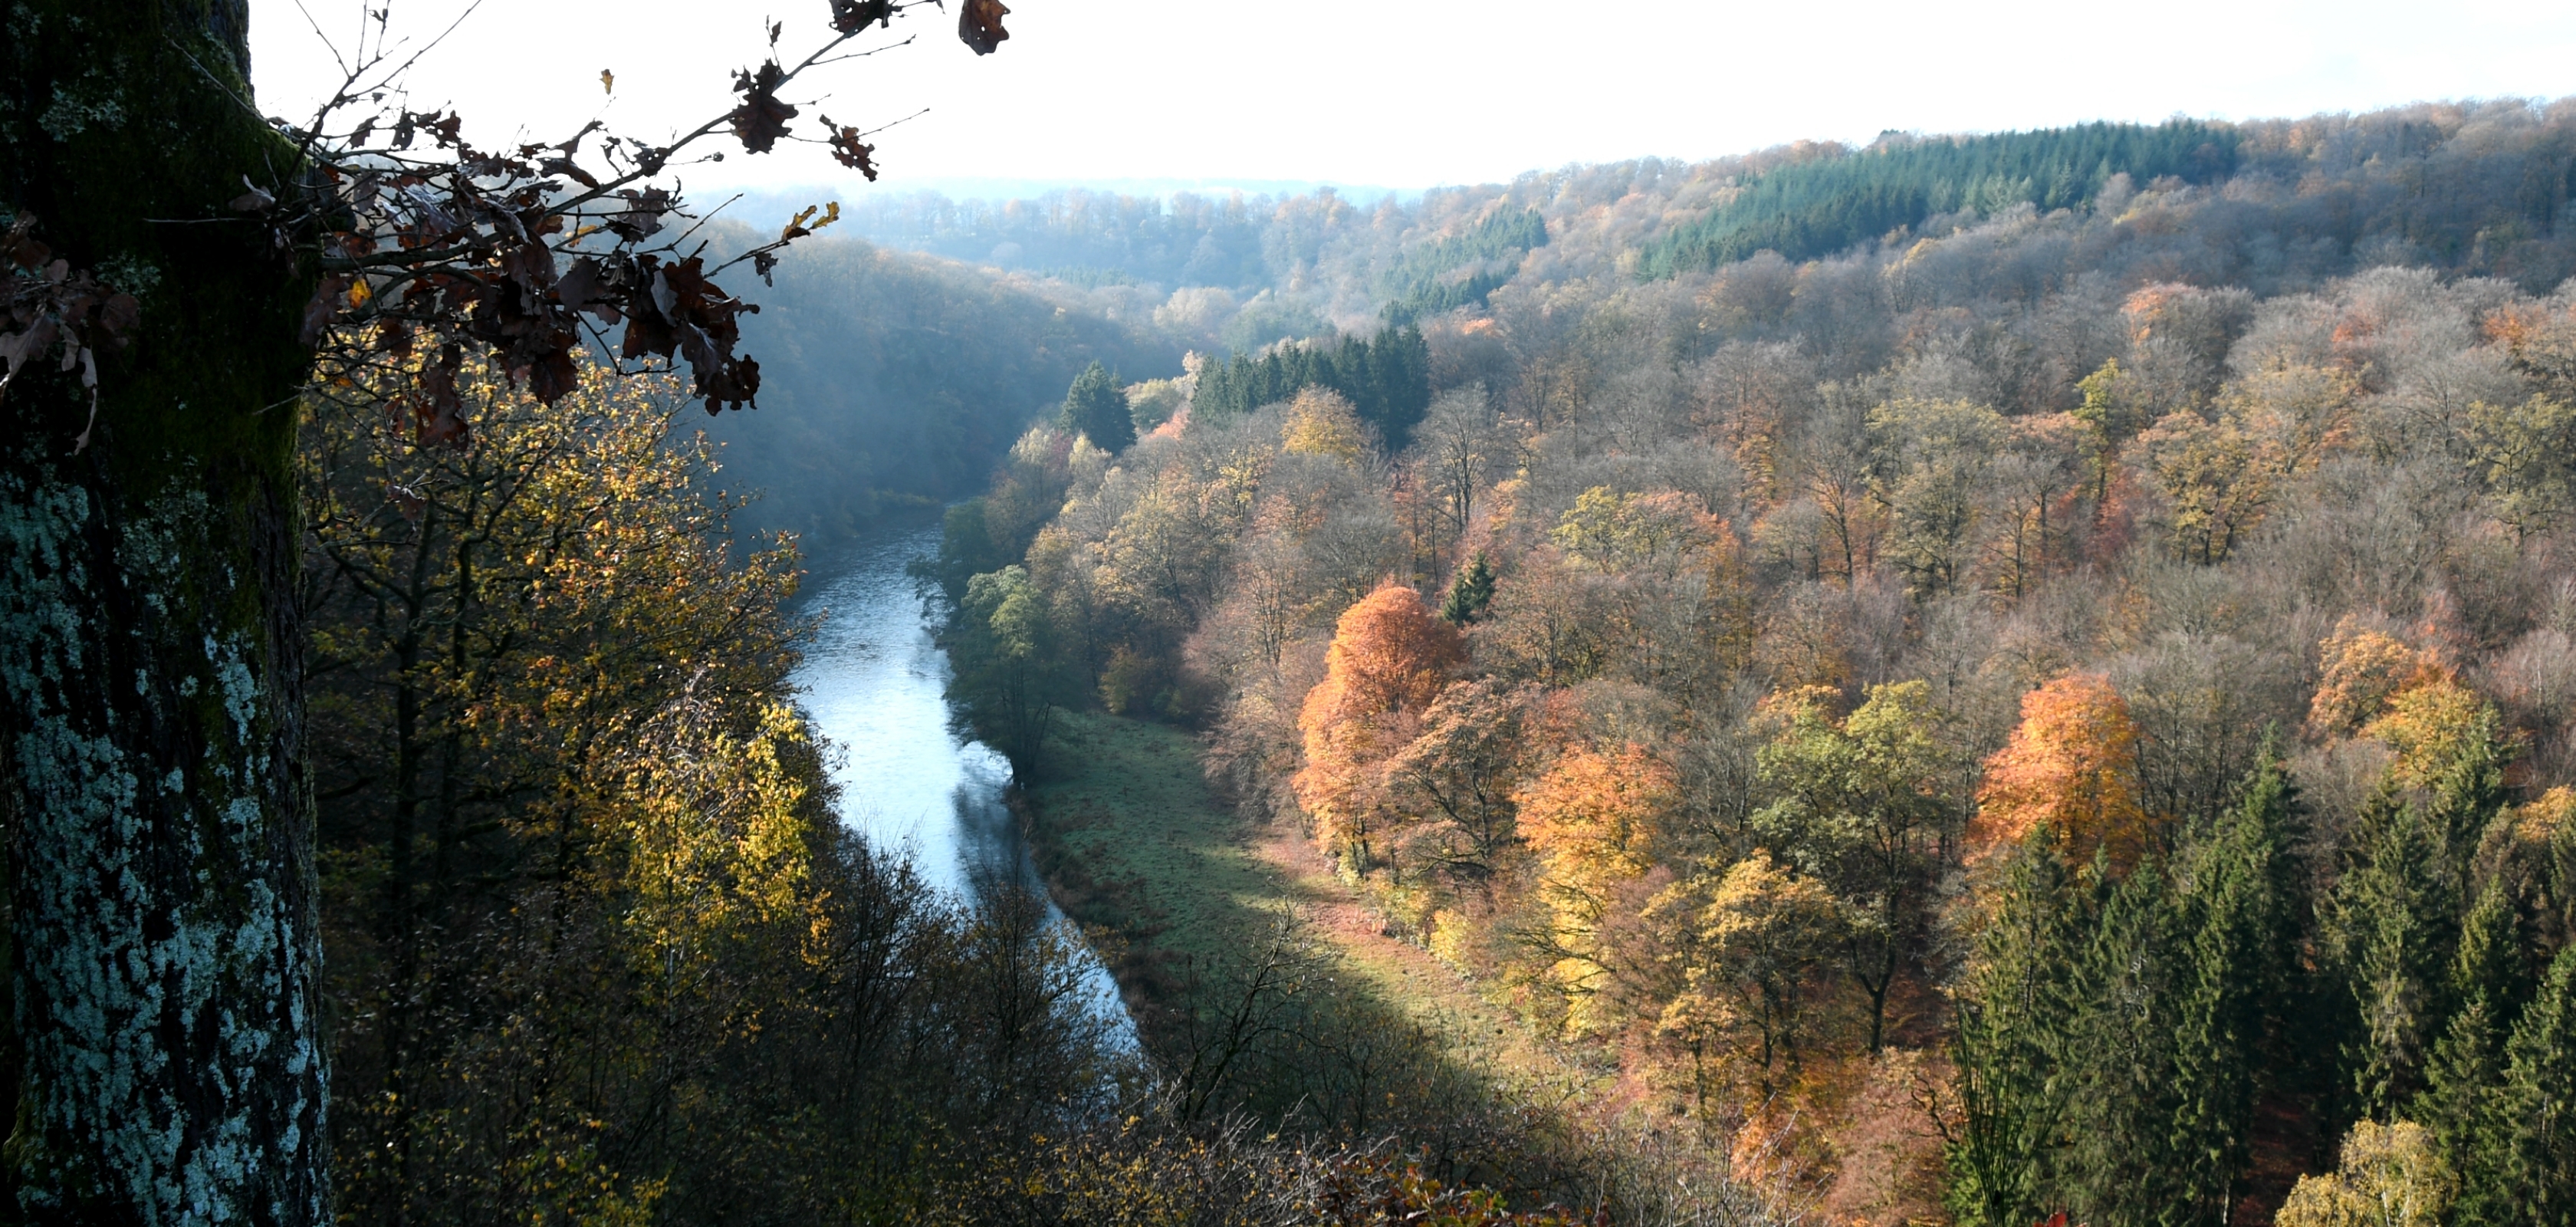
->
{"left": 833, "top": 101, "right": 2576, "bottom": 324}
{"left": 717, "top": 102, "right": 2576, "bottom": 558}
{"left": 692, "top": 230, "right": 1183, "bottom": 554}
{"left": 1631, "top": 120, "right": 2242, "bottom": 275}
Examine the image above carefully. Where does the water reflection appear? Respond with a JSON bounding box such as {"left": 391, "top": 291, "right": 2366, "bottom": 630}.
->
{"left": 794, "top": 521, "right": 1137, "bottom": 1048}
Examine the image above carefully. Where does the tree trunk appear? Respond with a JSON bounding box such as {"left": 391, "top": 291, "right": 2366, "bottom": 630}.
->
{"left": 2, "top": 2, "right": 327, "bottom": 1222}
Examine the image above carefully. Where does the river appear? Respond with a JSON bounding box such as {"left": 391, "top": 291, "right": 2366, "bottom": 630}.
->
{"left": 791, "top": 521, "right": 1138, "bottom": 1047}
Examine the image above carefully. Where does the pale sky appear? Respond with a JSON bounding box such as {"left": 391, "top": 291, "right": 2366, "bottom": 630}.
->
{"left": 248, "top": 0, "right": 2576, "bottom": 197}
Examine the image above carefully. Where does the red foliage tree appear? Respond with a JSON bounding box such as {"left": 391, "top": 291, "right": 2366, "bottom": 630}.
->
{"left": 1294, "top": 584, "right": 1464, "bottom": 869}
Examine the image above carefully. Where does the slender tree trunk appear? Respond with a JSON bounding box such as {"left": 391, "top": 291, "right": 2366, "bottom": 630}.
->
{"left": 2, "top": 3, "right": 327, "bottom": 1222}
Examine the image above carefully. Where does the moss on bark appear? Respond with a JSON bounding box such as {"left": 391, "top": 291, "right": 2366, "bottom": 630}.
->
{"left": 2, "top": 2, "right": 327, "bottom": 1223}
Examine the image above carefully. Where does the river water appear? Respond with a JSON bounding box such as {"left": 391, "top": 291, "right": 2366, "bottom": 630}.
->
{"left": 792, "top": 522, "right": 1137, "bottom": 1046}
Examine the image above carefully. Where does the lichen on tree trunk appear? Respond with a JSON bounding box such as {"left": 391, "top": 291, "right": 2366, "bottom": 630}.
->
{"left": 2, "top": 2, "right": 327, "bottom": 1223}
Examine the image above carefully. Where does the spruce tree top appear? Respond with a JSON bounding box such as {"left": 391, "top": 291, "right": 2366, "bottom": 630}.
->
{"left": 1060, "top": 360, "right": 1134, "bottom": 452}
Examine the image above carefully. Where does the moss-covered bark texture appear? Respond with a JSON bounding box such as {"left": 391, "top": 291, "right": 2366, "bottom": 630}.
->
{"left": 2, "top": 2, "right": 327, "bottom": 1223}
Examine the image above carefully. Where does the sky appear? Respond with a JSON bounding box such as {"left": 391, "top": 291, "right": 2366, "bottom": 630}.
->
{"left": 248, "top": 0, "right": 2576, "bottom": 199}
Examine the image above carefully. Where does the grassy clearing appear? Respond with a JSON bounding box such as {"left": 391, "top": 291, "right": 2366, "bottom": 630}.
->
{"left": 1020, "top": 709, "right": 1603, "bottom": 1096}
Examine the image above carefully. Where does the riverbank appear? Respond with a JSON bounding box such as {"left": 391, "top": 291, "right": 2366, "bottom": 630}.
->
{"left": 1018, "top": 709, "right": 1607, "bottom": 1097}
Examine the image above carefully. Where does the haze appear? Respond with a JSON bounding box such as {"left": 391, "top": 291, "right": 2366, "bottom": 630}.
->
{"left": 249, "top": 0, "right": 2576, "bottom": 194}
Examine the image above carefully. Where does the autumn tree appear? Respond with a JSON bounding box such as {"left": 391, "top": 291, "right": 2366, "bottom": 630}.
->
{"left": 2134, "top": 408, "right": 2272, "bottom": 564}
{"left": 1294, "top": 584, "right": 1464, "bottom": 872}
{"left": 2463, "top": 393, "right": 2576, "bottom": 537}
{"left": 1752, "top": 681, "right": 1953, "bottom": 1051}
{"left": 1514, "top": 744, "right": 1677, "bottom": 1035}
{"left": 1981, "top": 413, "right": 2083, "bottom": 600}
{"left": 1282, "top": 387, "right": 1374, "bottom": 463}
{"left": 2308, "top": 618, "right": 2439, "bottom": 739}
{"left": 1414, "top": 385, "right": 1503, "bottom": 548}
{"left": 1551, "top": 486, "right": 1726, "bottom": 580}
{"left": 300, "top": 355, "right": 810, "bottom": 1214}
{"left": 951, "top": 565, "right": 1080, "bottom": 771}
{"left": 2277, "top": 1120, "right": 2456, "bottom": 1227}
{"left": 1869, "top": 396, "right": 2007, "bottom": 597}
{"left": 1974, "top": 673, "right": 2155, "bottom": 870}
{"left": 1649, "top": 850, "right": 1845, "bottom": 1100}
{"left": 1381, "top": 679, "right": 1538, "bottom": 889}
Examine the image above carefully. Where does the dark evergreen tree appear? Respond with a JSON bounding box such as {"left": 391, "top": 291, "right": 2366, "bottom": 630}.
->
{"left": 1377, "top": 205, "right": 1547, "bottom": 327}
{"left": 1952, "top": 752, "right": 2303, "bottom": 1227}
{"left": 1636, "top": 120, "right": 2241, "bottom": 275}
{"left": 1947, "top": 827, "right": 2091, "bottom": 1227}
{"left": 1059, "top": 360, "right": 1135, "bottom": 452}
{"left": 2423, "top": 879, "right": 2535, "bottom": 1221}
{"left": 2164, "top": 750, "right": 2299, "bottom": 1222}
{"left": 2424, "top": 702, "right": 2514, "bottom": 873}
{"left": 2458, "top": 942, "right": 2576, "bottom": 1225}
{"left": 1438, "top": 554, "right": 1497, "bottom": 625}
{"left": 1190, "top": 327, "right": 1432, "bottom": 446}
{"left": 2328, "top": 791, "right": 2462, "bottom": 1120}
{"left": 2059, "top": 858, "right": 2194, "bottom": 1227}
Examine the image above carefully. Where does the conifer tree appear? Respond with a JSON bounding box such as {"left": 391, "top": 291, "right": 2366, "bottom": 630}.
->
{"left": 2458, "top": 942, "right": 2576, "bottom": 1225}
{"left": 2166, "top": 749, "right": 2299, "bottom": 1222}
{"left": 2329, "top": 791, "right": 2461, "bottom": 1120}
{"left": 2418, "top": 877, "right": 2531, "bottom": 1192}
{"left": 1947, "top": 827, "right": 2090, "bottom": 1227}
{"left": 1439, "top": 554, "right": 1497, "bottom": 625}
{"left": 2059, "top": 857, "right": 2193, "bottom": 1226}
{"left": 1059, "top": 360, "right": 1135, "bottom": 452}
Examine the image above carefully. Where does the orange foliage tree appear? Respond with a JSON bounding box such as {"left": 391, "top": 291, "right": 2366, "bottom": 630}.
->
{"left": 2309, "top": 617, "right": 2440, "bottom": 738}
{"left": 1973, "top": 673, "right": 2154, "bottom": 870}
{"left": 1294, "top": 584, "right": 1465, "bottom": 870}
{"left": 1515, "top": 744, "right": 1677, "bottom": 1035}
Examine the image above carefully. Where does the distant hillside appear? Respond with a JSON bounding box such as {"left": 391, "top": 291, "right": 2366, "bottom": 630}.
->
{"left": 1632, "top": 120, "right": 2241, "bottom": 276}
{"left": 708, "top": 100, "right": 2576, "bottom": 554}
{"left": 698, "top": 232, "right": 1183, "bottom": 556}
{"left": 774, "top": 101, "right": 2576, "bottom": 331}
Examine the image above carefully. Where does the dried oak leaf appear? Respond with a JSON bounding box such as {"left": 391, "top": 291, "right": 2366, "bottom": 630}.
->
{"left": 820, "top": 116, "right": 879, "bottom": 180}
{"left": 728, "top": 61, "right": 799, "bottom": 155}
{"left": 554, "top": 257, "right": 606, "bottom": 312}
{"left": 302, "top": 274, "right": 353, "bottom": 346}
{"left": 2, "top": 217, "right": 50, "bottom": 271}
{"left": 95, "top": 292, "right": 140, "bottom": 341}
{"left": 412, "top": 344, "right": 468, "bottom": 448}
{"left": 830, "top": 0, "right": 895, "bottom": 31}
{"left": 606, "top": 187, "right": 673, "bottom": 242}
{"left": 958, "top": 0, "right": 1009, "bottom": 54}
{"left": 539, "top": 156, "right": 600, "bottom": 189}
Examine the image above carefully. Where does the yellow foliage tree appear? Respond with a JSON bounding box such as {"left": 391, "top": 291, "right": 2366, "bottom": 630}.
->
{"left": 1281, "top": 387, "right": 1372, "bottom": 462}
{"left": 2134, "top": 408, "right": 2272, "bottom": 564}
{"left": 2309, "top": 617, "right": 2440, "bottom": 738}
{"left": 2363, "top": 676, "right": 2492, "bottom": 794}
{"left": 1550, "top": 485, "right": 1726, "bottom": 577}
{"left": 2275, "top": 1120, "right": 2453, "bottom": 1227}
{"left": 1973, "top": 673, "right": 2153, "bottom": 870}
{"left": 1515, "top": 744, "right": 1677, "bottom": 1035}
{"left": 1649, "top": 850, "right": 1845, "bottom": 1101}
